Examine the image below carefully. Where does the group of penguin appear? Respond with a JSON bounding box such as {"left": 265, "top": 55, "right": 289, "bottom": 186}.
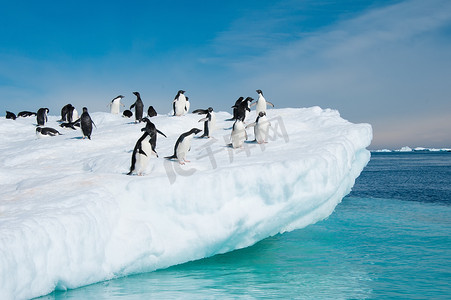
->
{"left": 4, "top": 89, "right": 275, "bottom": 176}
{"left": 126, "top": 89, "right": 275, "bottom": 175}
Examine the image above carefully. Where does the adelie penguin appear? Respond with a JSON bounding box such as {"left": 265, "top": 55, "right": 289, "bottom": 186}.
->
{"left": 230, "top": 119, "right": 247, "bottom": 148}
{"left": 165, "top": 128, "right": 202, "bottom": 164}
{"left": 79, "top": 107, "right": 96, "bottom": 139}
{"left": 59, "top": 104, "right": 72, "bottom": 122}
{"left": 123, "top": 110, "right": 133, "bottom": 118}
{"left": 18, "top": 111, "right": 36, "bottom": 118}
{"left": 172, "top": 90, "right": 187, "bottom": 116}
{"left": 246, "top": 111, "right": 270, "bottom": 144}
{"left": 141, "top": 117, "right": 167, "bottom": 156}
{"left": 36, "top": 127, "right": 62, "bottom": 138}
{"left": 130, "top": 92, "right": 144, "bottom": 122}
{"left": 6, "top": 111, "right": 16, "bottom": 120}
{"left": 36, "top": 108, "right": 49, "bottom": 126}
{"left": 230, "top": 97, "right": 253, "bottom": 122}
{"left": 252, "top": 89, "right": 274, "bottom": 115}
{"left": 193, "top": 107, "right": 216, "bottom": 138}
{"left": 109, "top": 95, "right": 125, "bottom": 114}
{"left": 147, "top": 106, "right": 157, "bottom": 118}
{"left": 127, "top": 124, "right": 158, "bottom": 176}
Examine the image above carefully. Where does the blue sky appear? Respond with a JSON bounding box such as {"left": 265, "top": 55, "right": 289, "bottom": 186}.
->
{"left": 1, "top": 0, "right": 450, "bottom": 149}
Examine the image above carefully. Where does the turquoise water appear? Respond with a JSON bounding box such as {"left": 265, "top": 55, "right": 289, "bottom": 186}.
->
{"left": 42, "top": 153, "right": 451, "bottom": 299}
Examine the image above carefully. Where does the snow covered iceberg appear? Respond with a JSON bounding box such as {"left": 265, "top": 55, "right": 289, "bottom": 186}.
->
{"left": 0, "top": 107, "right": 372, "bottom": 299}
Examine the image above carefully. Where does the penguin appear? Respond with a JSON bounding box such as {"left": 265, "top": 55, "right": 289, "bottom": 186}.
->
{"left": 130, "top": 92, "right": 144, "bottom": 122}
{"left": 147, "top": 106, "right": 157, "bottom": 117}
{"left": 127, "top": 128, "right": 157, "bottom": 176}
{"left": 36, "top": 127, "right": 62, "bottom": 138}
{"left": 165, "top": 128, "right": 202, "bottom": 164}
{"left": 60, "top": 122, "right": 77, "bottom": 130}
{"left": 252, "top": 89, "right": 274, "bottom": 115}
{"left": 18, "top": 111, "right": 36, "bottom": 118}
{"left": 185, "top": 96, "right": 190, "bottom": 114}
{"left": 6, "top": 111, "right": 16, "bottom": 120}
{"left": 141, "top": 117, "right": 167, "bottom": 156}
{"left": 231, "top": 97, "right": 253, "bottom": 122}
{"left": 60, "top": 104, "right": 72, "bottom": 122}
{"left": 67, "top": 106, "right": 78, "bottom": 123}
{"left": 36, "top": 108, "right": 49, "bottom": 126}
{"left": 246, "top": 111, "right": 270, "bottom": 144}
{"left": 226, "top": 97, "right": 244, "bottom": 121}
{"left": 193, "top": 107, "right": 215, "bottom": 138}
{"left": 79, "top": 107, "right": 96, "bottom": 139}
{"left": 110, "top": 95, "right": 125, "bottom": 114}
{"left": 123, "top": 110, "right": 133, "bottom": 118}
{"left": 172, "top": 90, "right": 187, "bottom": 116}
{"left": 230, "top": 119, "right": 247, "bottom": 148}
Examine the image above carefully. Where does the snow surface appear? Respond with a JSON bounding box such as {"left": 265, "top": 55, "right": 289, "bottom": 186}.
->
{"left": 0, "top": 107, "right": 372, "bottom": 299}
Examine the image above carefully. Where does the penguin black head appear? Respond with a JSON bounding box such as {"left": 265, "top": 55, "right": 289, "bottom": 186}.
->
{"left": 133, "top": 92, "right": 141, "bottom": 97}
{"left": 36, "top": 127, "right": 42, "bottom": 133}
{"left": 208, "top": 107, "right": 213, "bottom": 112}
{"left": 256, "top": 89, "right": 263, "bottom": 95}
{"left": 258, "top": 111, "right": 266, "bottom": 117}
{"left": 45, "top": 108, "right": 50, "bottom": 113}
{"left": 244, "top": 97, "right": 254, "bottom": 103}
{"left": 82, "top": 107, "right": 88, "bottom": 113}
{"left": 113, "top": 95, "right": 124, "bottom": 100}
{"left": 178, "top": 90, "right": 185, "bottom": 94}
{"left": 189, "top": 128, "right": 202, "bottom": 135}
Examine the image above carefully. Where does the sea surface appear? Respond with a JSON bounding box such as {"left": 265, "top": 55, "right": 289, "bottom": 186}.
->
{"left": 41, "top": 152, "right": 451, "bottom": 299}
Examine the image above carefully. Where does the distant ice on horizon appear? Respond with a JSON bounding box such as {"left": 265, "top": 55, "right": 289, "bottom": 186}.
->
{"left": 0, "top": 107, "right": 372, "bottom": 299}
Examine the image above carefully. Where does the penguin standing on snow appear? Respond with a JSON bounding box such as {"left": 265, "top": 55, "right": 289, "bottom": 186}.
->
{"left": 172, "top": 90, "right": 187, "bottom": 116}
{"left": 165, "top": 128, "right": 202, "bottom": 164}
{"left": 230, "top": 97, "right": 253, "bottom": 122}
{"left": 230, "top": 119, "right": 247, "bottom": 148}
{"left": 36, "top": 127, "right": 62, "bottom": 138}
{"left": 141, "top": 117, "right": 167, "bottom": 156}
{"left": 193, "top": 107, "right": 216, "bottom": 138}
{"left": 109, "top": 95, "right": 125, "bottom": 114}
{"left": 67, "top": 105, "right": 78, "bottom": 123}
{"left": 127, "top": 127, "right": 157, "bottom": 176}
{"left": 36, "top": 108, "right": 49, "bottom": 126}
{"left": 60, "top": 104, "right": 72, "bottom": 122}
{"left": 252, "top": 89, "right": 274, "bottom": 115}
{"left": 228, "top": 97, "right": 244, "bottom": 121}
{"left": 79, "top": 107, "right": 96, "bottom": 139}
{"left": 130, "top": 92, "right": 144, "bottom": 122}
{"left": 246, "top": 111, "right": 270, "bottom": 144}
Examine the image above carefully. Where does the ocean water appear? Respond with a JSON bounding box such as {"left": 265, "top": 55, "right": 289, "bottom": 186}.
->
{"left": 41, "top": 152, "right": 451, "bottom": 299}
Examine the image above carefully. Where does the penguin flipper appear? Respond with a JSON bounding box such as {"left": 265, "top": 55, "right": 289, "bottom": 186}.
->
{"left": 267, "top": 101, "right": 275, "bottom": 107}
{"left": 156, "top": 129, "right": 167, "bottom": 138}
{"left": 250, "top": 102, "right": 257, "bottom": 107}
{"left": 245, "top": 122, "right": 256, "bottom": 128}
{"left": 130, "top": 103, "right": 136, "bottom": 109}
{"left": 198, "top": 117, "right": 208, "bottom": 123}
{"left": 138, "top": 149, "right": 148, "bottom": 157}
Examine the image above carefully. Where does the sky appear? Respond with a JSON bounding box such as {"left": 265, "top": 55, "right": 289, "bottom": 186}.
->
{"left": 1, "top": 0, "right": 450, "bottom": 149}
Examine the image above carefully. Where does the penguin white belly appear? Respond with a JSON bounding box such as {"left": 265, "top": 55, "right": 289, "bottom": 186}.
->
{"left": 136, "top": 136, "right": 152, "bottom": 175}
{"left": 255, "top": 118, "right": 270, "bottom": 143}
{"left": 185, "top": 101, "right": 190, "bottom": 114}
{"left": 174, "top": 95, "right": 187, "bottom": 116}
{"left": 72, "top": 109, "right": 79, "bottom": 121}
{"left": 210, "top": 112, "right": 216, "bottom": 132}
{"left": 231, "top": 121, "right": 246, "bottom": 148}
{"left": 111, "top": 100, "right": 121, "bottom": 114}
{"left": 256, "top": 98, "right": 267, "bottom": 115}
{"left": 176, "top": 136, "right": 192, "bottom": 162}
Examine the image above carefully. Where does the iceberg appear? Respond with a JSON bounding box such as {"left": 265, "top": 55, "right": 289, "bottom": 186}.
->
{"left": 0, "top": 107, "right": 372, "bottom": 299}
